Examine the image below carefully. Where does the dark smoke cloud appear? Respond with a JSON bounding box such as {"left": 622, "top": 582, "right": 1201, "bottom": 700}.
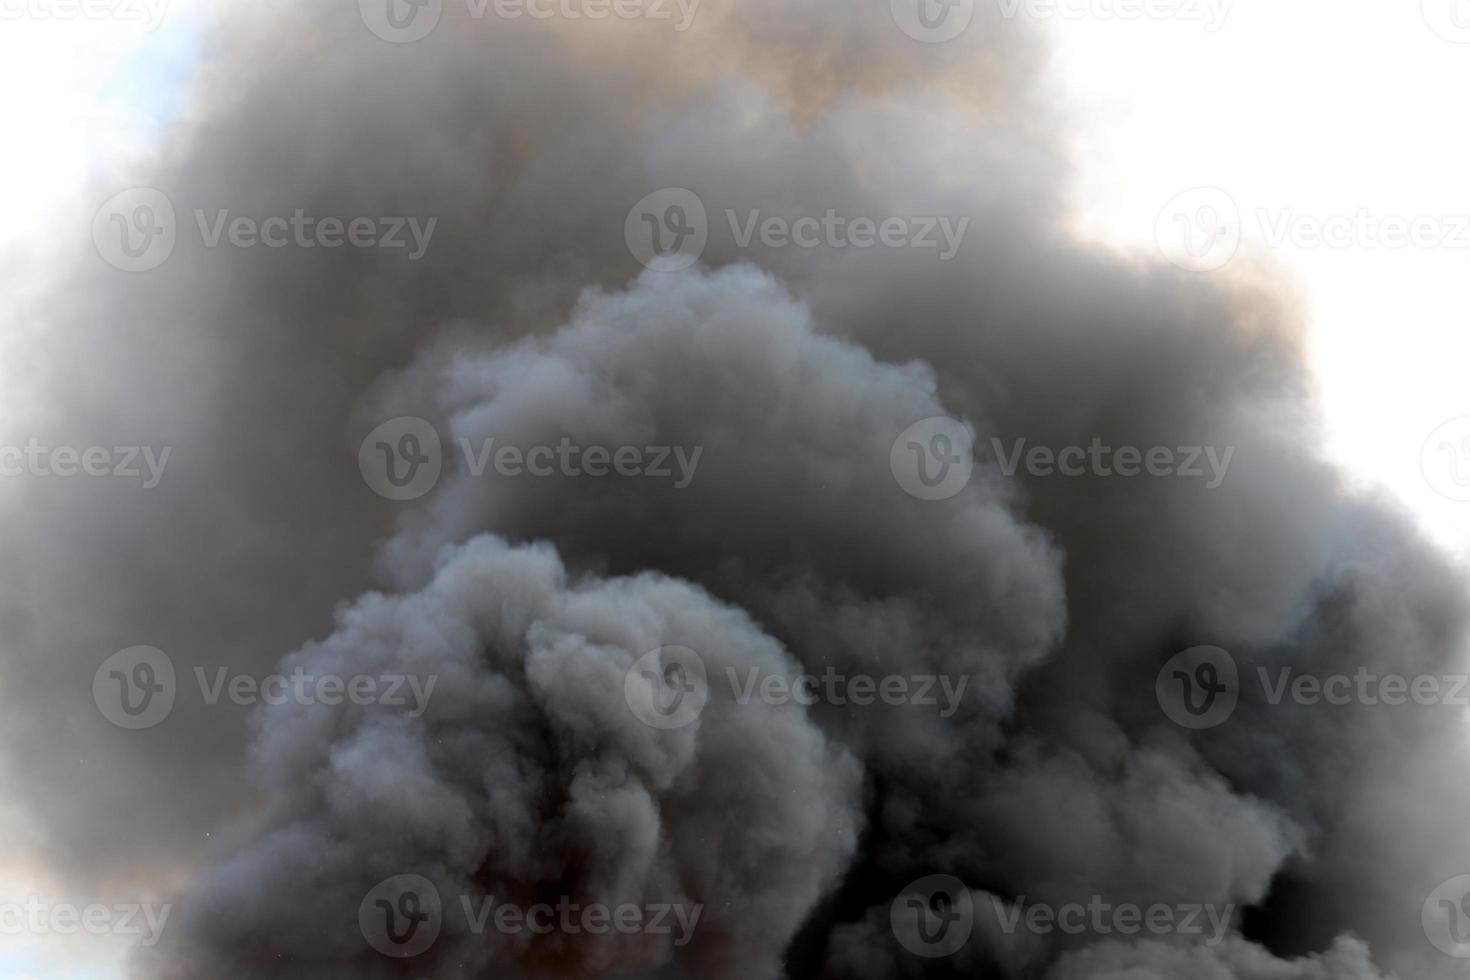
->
{"left": 3, "top": 0, "right": 1469, "bottom": 978}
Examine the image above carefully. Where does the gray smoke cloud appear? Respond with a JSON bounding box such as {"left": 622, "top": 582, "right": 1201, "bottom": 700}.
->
{"left": 3, "top": 0, "right": 1469, "bottom": 978}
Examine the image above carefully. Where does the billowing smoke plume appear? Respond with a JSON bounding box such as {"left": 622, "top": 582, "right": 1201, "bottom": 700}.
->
{"left": 4, "top": 0, "right": 1469, "bottom": 978}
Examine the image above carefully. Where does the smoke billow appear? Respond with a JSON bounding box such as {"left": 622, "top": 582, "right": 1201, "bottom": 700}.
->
{"left": 4, "top": 0, "right": 1470, "bottom": 978}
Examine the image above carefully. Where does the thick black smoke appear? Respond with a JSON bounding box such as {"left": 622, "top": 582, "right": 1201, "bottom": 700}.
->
{"left": 3, "top": 0, "right": 1469, "bottom": 978}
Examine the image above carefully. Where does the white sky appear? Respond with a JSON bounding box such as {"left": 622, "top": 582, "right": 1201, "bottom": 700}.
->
{"left": 2, "top": 1, "right": 1469, "bottom": 975}
{"left": 1048, "top": 0, "right": 1470, "bottom": 554}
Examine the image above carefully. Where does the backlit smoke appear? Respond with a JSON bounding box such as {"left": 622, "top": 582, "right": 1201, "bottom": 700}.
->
{"left": 3, "top": 1, "right": 1469, "bottom": 978}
